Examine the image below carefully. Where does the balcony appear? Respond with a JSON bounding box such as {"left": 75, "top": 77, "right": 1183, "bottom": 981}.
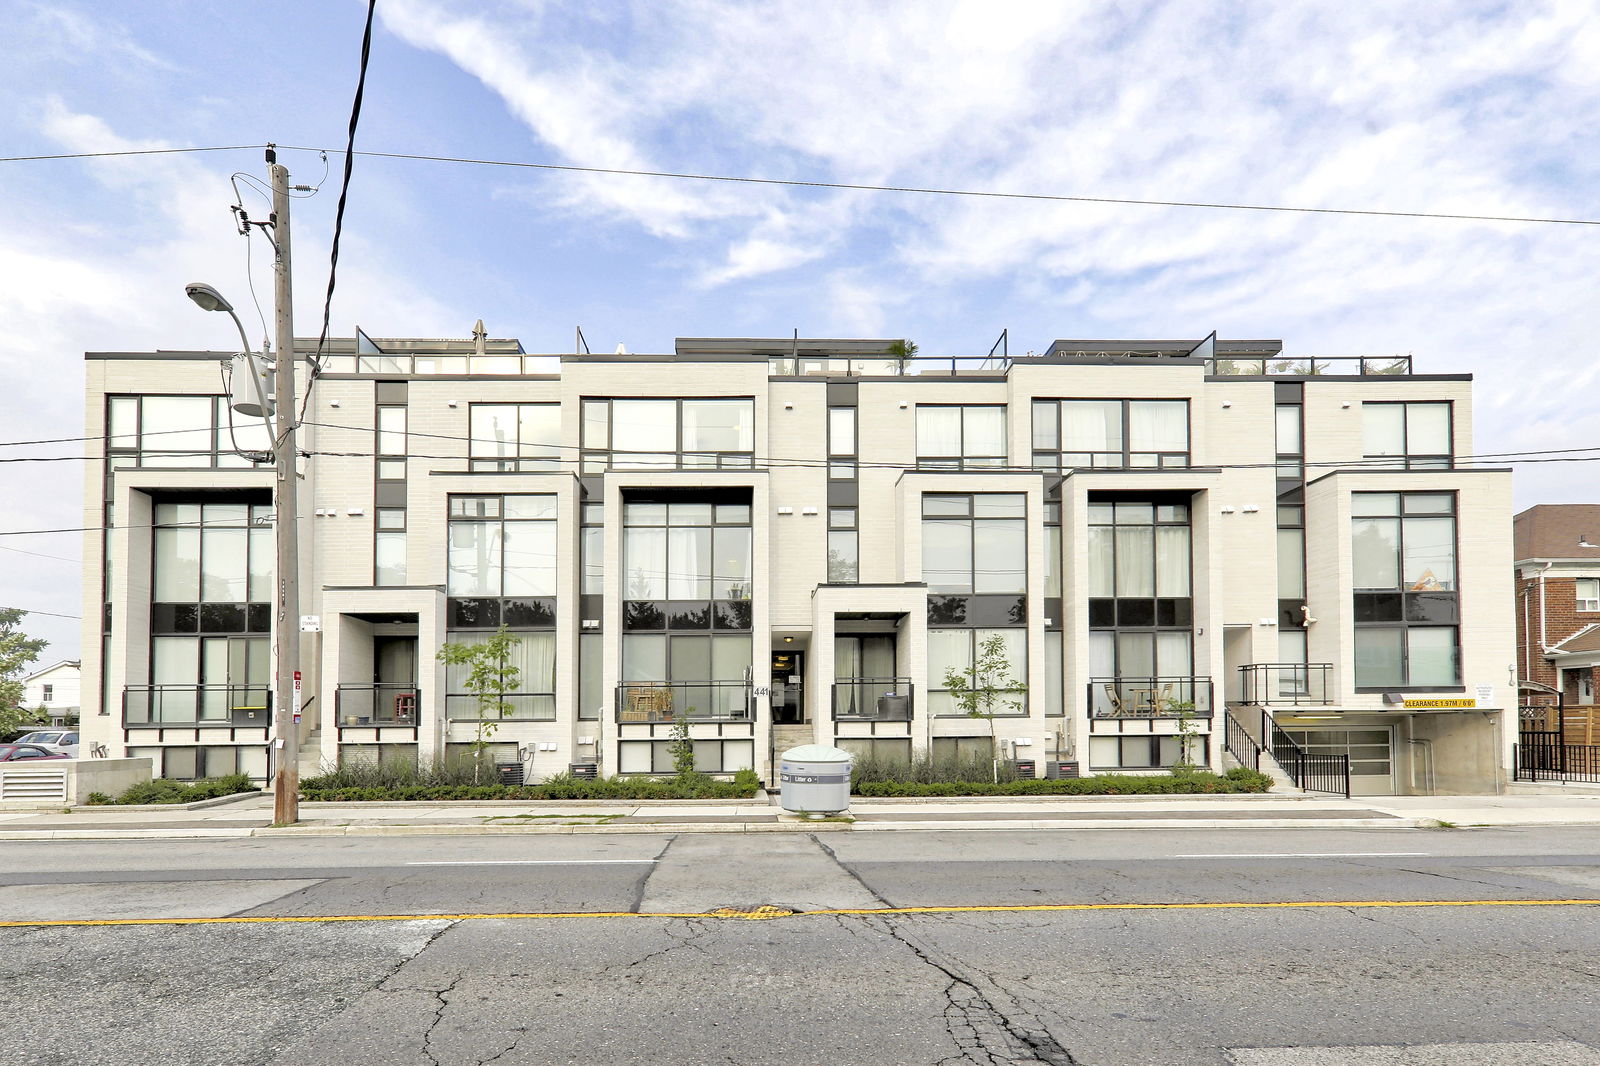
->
{"left": 615, "top": 681, "right": 753, "bottom": 723}
{"left": 445, "top": 693, "right": 554, "bottom": 721}
{"left": 1238, "top": 663, "right": 1332, "bottom": 706}
{"left": 1206, "top": 355, "right": 1412, "bottom": 376}
{"left": 1088, "top": 677, "right": 1214, "bottom": 719}
{"left": 833, "top": 678, "right": 915, "bottom": 722}
{"left": 123, "top": 685, "right": 272, "bottom": 727}
{"left": 336, "top": 684, "right": 422, "bottom": 727}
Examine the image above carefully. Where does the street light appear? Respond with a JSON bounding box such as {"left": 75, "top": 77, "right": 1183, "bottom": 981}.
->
{"left": 185, "top": 282, "right": 274, "bottom": 419}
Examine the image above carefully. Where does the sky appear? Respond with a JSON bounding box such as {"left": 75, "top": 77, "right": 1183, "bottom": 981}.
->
{"left": 1, "top": 0, "right": 1598, "bottom": 662}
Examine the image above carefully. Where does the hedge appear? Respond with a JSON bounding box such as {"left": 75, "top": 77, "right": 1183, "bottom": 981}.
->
{"left": 853, "top": 767, "right": 1273, "bottom": 797}
{"left": 299, "top": 769, "right": 762, "bottom": 803}
{"left": 86, "top": 773, "right": 260, "bottom": 806}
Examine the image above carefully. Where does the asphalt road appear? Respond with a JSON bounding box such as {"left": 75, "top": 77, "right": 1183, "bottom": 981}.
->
{"left": 4, "top": 827, "right": 1600, "bottom": 1065}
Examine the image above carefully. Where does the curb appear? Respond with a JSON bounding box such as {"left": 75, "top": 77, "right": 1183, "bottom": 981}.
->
{"left": 0, "top": 816, "right": 1437, "bottom": 840}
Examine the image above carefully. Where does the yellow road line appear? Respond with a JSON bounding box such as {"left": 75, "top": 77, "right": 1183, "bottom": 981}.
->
{"left": 2, "top": 898, "right": 1599, "bottom": 929}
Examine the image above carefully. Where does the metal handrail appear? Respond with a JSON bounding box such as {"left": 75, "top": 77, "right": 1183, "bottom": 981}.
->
{"left": 615, "top": 680, "right": 753, "bottom": 723}
{"left": 123, "top": 684, "right": 272, "bottom": 726}
{"left": 1223, "top": 710, "right": 1261, "bottom": 771}
{"left": 1238, "top": 663, "right": 1332, "bottom": 706}
{"left": 1263, "top": 709, "right": 1351, "bottom": 797}
{"left": 1206, "top": 355, "right": 1412, "bottom": 377}
{"left": 1087, "top": 677, "right": 1214, "bottom": 718}
{"left": 832, "top": 678, "right": 915, "bottom": 721}
{"left": 335, "top": 683, "right": 421, "bottom": 727}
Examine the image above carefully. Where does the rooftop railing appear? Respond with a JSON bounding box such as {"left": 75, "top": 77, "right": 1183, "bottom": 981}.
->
{"left": 1207, "top": 355, "right": 1413, "bottom": 376}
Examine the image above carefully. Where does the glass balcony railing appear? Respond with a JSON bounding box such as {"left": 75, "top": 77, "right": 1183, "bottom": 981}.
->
{"left": 1087, "top": 677, "right": 1214, "bottom": 719}
{"left": 123, "top": 685, "right": 271, "bottom": 727}
{"left": 832, "top": 678, "right": 915, "bottom": 721}
{"left": 615, "top": 681, "right": 753, "bottom": 723}
{"left": 336, "top": 684, "right": 421, "bottom": 726}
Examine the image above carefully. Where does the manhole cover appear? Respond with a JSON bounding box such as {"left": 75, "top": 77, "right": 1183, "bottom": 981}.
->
{"left": 705, "top": 905, "right": 795, "bottom": 920}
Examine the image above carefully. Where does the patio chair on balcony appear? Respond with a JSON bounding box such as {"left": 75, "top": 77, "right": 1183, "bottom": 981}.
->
{"left": 1099, "top": 684, "right": 1125, "bottom": 718}
{"left": 623, "top": 683, "right": 673, "bottom": 723}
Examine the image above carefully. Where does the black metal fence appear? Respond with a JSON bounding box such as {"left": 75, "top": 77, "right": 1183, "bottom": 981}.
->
{"left": 1264, "top": 713, "right": 1351, "bottom": 797}
{"left": 1223, "top": 711, "right": 1261, "bottom": 771}
{"left": 1238, "top": 663, "right": 1331, "bottom": 706}
{"left": 1515, "top": 732, "right": 1600, "bottom": 783}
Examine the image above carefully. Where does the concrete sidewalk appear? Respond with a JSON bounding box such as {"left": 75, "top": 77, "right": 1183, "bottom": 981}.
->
{"left": 3, "top": 789, "right": 1600, "bottom": 839}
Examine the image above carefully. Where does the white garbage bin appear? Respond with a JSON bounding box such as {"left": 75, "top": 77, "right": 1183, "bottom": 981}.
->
{"left": 778, "top": 744, "right": 853, "bottom": 814}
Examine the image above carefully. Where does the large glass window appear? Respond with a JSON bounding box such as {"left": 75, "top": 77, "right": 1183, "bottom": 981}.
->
{"left": 622, "top": 500, "right": 752, "bottom": 602}
{"left": 581, "top": 398, "right": 754, "bottom": 472}
{"left": 469, "top": 403, "right": 561, "bottom": 472}
{"left": 1578, "top": 578, "right": 1600, "bottom": 613}
{"left": 1363, "top": 402, "right": 1452, "bottom": 469}
{"left": 443, "top": 630, "right": 556, "bottom": 720}
{"left": 927, "top": 627, "right": 1027, "bottom": 717}
{"left": 1087, "top": 498, "right": 1194, "bottom": 702}
{"left": 1033, "top": 399, "right": 1189, "bottom": 470}
{"left": 447, "top": 494, "right": 558, "bottom": 600}
{"left": 828, "top": 407, "right": 857, "bottom": 480}
{"left": 916, "top": 405, "right": 1006, "bottom": 470}
{"left": 107, "top": 395, "right": 272, "bottom": 468}
{"left": 1352, "top": 492, "right": 1459, "bottom": 688}
{"left": 921, "top": 494, "right": 1026, "bottom": 595}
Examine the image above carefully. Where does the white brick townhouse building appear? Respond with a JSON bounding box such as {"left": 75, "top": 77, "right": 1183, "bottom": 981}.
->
{"left": 79, "top": 332, "right": 1515, "bottom": 795}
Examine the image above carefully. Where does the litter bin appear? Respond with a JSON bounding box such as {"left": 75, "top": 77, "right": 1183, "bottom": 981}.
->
{"left": 778, "top": 744, "right": 853, "bottom": 814}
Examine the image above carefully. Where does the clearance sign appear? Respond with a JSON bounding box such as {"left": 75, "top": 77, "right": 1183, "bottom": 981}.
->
{"left": 1402, "top": 697, "right": 1478, "bottom": 710}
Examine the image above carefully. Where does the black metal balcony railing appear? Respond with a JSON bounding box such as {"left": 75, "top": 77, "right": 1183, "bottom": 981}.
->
{"left": 336, "top": 684, "right": 421, "bottom": 727}
{"left": 1087, "top": 677, "right": 1214, "bottom": 719}
{"left": 833, "top": 678, "right": 915, "bottom": 721}
{"left": 615, "top": 681, "right": 753, "bottom": 723}
{"left": 1238, "top": 663, "right": 1332, "bottom": 706}
{"left": 445, "top": 693, "right": 555, "bottom": 721}
{"left": 123, "top": 685, "right": 272, "bottom": 727}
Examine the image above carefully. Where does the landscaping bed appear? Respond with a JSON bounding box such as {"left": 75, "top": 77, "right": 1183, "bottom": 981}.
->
{"left": 854, "top": 767, "right": 1273, "bottom": 797}
{"left": 299, "top": 768, "right": 762, "bottom": 803}
{"left": 86, "top": 773, "right": 261, "bottom": 806}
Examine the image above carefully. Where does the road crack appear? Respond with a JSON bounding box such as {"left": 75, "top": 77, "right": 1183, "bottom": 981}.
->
{"left": 874, "top": 918, "right": 1081, "bottom": 1065}
{"left": 811, "top": 833, "right": 893, "bottom": 907}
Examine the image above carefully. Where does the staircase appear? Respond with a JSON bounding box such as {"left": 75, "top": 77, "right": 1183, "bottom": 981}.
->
{"left": 768, "top": 723, "right": 816, "bottom": 792}
{"left": 1222, "top": 706, "right": 1300, "bottom": 792}
{"left": 296, "top": 727, "right": 326, "bottom": 779}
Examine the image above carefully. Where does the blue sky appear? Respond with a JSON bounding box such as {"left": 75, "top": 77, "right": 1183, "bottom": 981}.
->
{"left": 2, "top": 0, "right": 1598, "bottom": 660}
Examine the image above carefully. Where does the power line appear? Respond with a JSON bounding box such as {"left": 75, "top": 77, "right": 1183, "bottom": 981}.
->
{"left": 3, "top": 140, "right": 1592, "bottom": 228}
{"left": 275, "top": 145, "right": 1600, "bottom": 228}
{"left": 0, "top": 606, "right": 81, "bottom": 620}
{"left": 0, "top": 544, "right": 78, "bottom": 563}
{"left": 0, "top": 145, "right": 260, "bottom": 163}
{"left": 305, "top": 0, "right": 378, "bottom": 407}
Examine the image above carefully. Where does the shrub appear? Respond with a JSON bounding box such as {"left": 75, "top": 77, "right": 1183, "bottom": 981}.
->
{"left": 85, "top": 792, "right": 112, "bottom": 806}
{"left": 301, "top": 752, "right": 486, "bottom": 792}
{"left": 298, "top": 772, "right": 761, "bottom": 803}
{"left": 854, "top": 770, "right": 1275, "bottom": 797}
{"left": 111, "top": 772, "right": 260, "bottom": 805}
{"left": 850, "top": 750, "right": 1021, "bottom": 788}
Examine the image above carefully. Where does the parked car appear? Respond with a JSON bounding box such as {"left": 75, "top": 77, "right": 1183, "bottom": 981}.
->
{"left": 0, "top": 744, "right": 70, "bottom": 762}
{"left": 15, "top": 730, "right": 79, "bottom": 758}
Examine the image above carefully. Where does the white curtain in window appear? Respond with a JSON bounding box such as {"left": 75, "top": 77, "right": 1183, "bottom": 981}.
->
{"left": 1352, "top": 518, "right": 1400, "bottom": 589}
{"left": 447, "top": 522, "right": 500, "bottom": 596}
{"left": 502, "top": 521, "right": 556, "bottom": 596}
{"left": 1063, "top": 401, "right": 1121, "bottom": 452}
{"left": 140, "top": 396, "right": 213, "bottom": 453}
{"left": 154, "top": 528, "right": 201, "bottom": 601}
{"left": 470, "top": 405, "right": 517, "bottom": 458}
{"left": 1114, "top": 526, "right": 1154, "bottom": 597}
{"left": 917, "top": 407, "right": 963, "bottom": 456}
{"left": 624, "top": 527, "right": 668, "bottom": 599}
{"left": 1406, "top": 403, "right": 1451, "bottom": 456}
{"left": 201, "top": 527, "right": 248, "bottom": 601}
{"left": 1155, "top": 526, "right": 1190, "bottom": 597}
{"left": 964, "top": 407, "right": 1006, "bottom": 457}
{"left": 1087, "top": 526, "right": 1115, "bottom": 597}
{"left": 1401, "top": 517, "right": 1456, "bottom": 590}
{"left": 1130, "top": 401, "right": 1187, "bottom": 453}
{"left": 1362, "top": 404, "right": 1406, "bottom": 457}
{"left": 613, "top": 400, "right": 677, "bottom": 452}
{"left": 667, "top": 526, "right": 711, "bottom": 598}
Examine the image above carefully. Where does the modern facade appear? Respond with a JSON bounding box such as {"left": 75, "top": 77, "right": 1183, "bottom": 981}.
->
{"left": 80, "top": 332, "right": 1516, "bottom": 794}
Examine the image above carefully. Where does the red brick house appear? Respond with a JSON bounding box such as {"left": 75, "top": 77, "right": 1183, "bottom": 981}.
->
{"left": 1514, "top": 504, "right": 1600, "bottom": 742}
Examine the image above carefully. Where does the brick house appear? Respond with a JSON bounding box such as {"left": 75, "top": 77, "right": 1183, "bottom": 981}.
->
{"left": 1513, "top": 504, "right": 1600, "bottom": 741}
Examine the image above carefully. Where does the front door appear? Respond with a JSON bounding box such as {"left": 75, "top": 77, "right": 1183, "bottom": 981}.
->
{"left": 771, "top": 650, "right": 804, "bottom": 724}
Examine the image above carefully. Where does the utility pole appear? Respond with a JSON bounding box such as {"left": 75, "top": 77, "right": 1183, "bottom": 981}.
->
{"left": 268, "top": 145, "right": 301, "bottom": 824}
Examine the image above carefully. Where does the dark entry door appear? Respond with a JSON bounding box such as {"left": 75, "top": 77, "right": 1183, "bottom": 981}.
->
{"left": 771, "top": 650, "right": 804, "bottom": 724}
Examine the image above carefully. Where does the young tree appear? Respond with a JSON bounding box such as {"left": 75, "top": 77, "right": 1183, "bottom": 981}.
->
{"left": 435, "top": 626, "right": 522, "bottom": 783}
{"left": 941, "top": 633, "right": 1026, "bottom": 782}
{"left": 885, "top": 338, "right": 918, "bottom": 373}
{"left": 0, "top": 609, "right": 48, "bottom": 741}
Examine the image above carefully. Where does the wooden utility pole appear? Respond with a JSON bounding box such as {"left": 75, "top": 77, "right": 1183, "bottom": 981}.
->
{"left": 268, "top": 145, "right": 301, "bottom": 824}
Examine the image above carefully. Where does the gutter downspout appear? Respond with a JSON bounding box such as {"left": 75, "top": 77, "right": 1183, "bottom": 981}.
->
{"left": 1539, "top": 562, "right": 1556, "bottom": 656}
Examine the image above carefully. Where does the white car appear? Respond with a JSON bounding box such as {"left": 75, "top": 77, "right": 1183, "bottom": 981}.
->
{"left": 15, "top": 730, "right": 79, "bottom": 758}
